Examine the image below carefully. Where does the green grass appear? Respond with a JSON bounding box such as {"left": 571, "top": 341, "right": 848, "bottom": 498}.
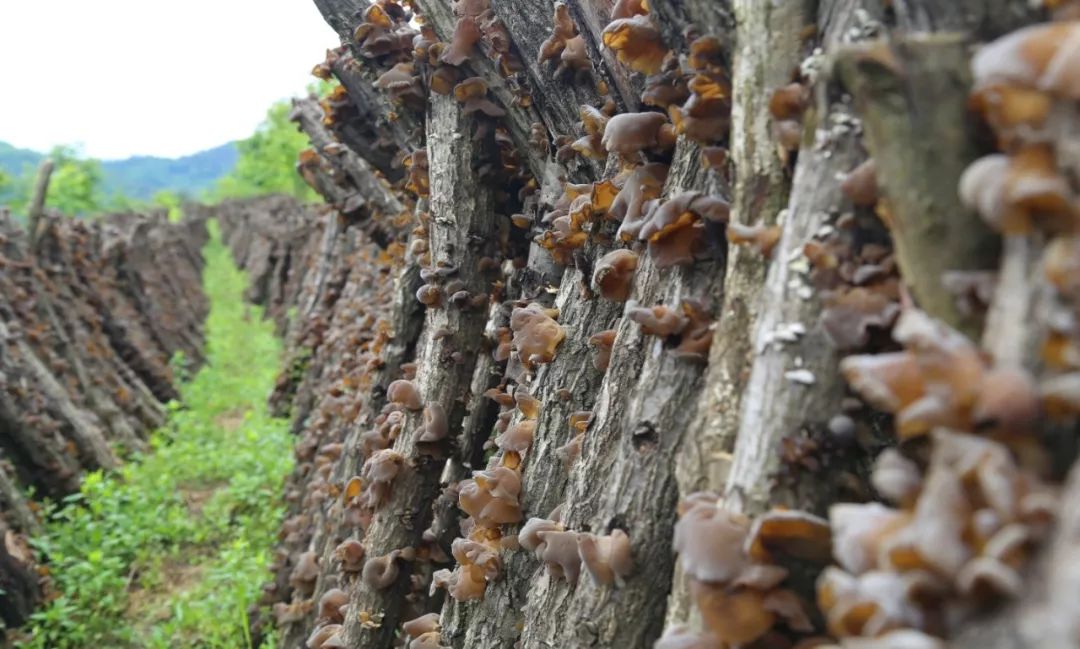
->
{"left": 16, "top": 220, "right": 294, "bottom": 649}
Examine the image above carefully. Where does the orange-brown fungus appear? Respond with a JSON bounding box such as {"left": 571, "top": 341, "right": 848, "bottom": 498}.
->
{"left": 578, "top": 529, "right": 633, "bottom": 586}
{"left": 627, "top": 304, "right": 688, "bottom": 337}
{"left": 970, "top": 22, "right": 1080, "bottom": 142}
{"left": 453, "top": 77, "right": 506, "bottom": 117}
{"left": 387, "top": 379, "right": 424, "bottom": 410}
{"left": 360, "top": 449, "right": 405, "bottom": 507}
{"left": 510, "top": 303, "right": 566, "bottom": 367}
{"left": 458, "top": 467, "right": 522, "bottom": 526}
{"left": 572, "top": 105, "right": 610, "bottom": 160}
{"left": 960, "top": 145, "right": 1075, "bottom": 234}
{"left": 628, "top": 191, "right": 729, "bottom": 267}
{"left": 611, "top": 163, "right": 669, "bottom": 232}
{"left": 362, "top": 548, "right": 414, "bottom": 590}
{"left": 513, "top": 388, "right": 541, "bottom": 419}
{"left": 643, "top": 60, "right": 691, "bottom": 109}
{"left": 769, "top": 83, "right": 811, "bottom": 121}
{"left": 306, "top": 624, "right": 344, "bottom": 649}
{"left": 673, "top": 494, "right": 814, "bottom": 646}
{"left": 601, "top": 111, "right": 675, "bottom": 156}
{"left": 404, "top": 149, "right": 430, "bottom": 197}
{"left": 289, "top": 550, "right": 320, "bottom": 596}
{"left": 537, "top": 529, "right": 584, "bottom": 583}
{"left": 669, "top": 36, "right": 731, "bottom": 144}
{"left": 435, "top": 537, "right": 502, "bottom": 601}
{"left": 430, "top": 65, "right": 462, "bottom": 95}
{"left": 375, "top": 62, "right": 424, "bottom": 104}
{"left": 416, "top": 284, "right": 443, "bottom": 307}
{"left": 317, "top": 588, "right": 349, "bottom": 623}
{"left": 841, "top": 308, "right": 1040, "bottom": 438}
{"left": 589, "top": 328, "right": 618, "bottom": 372}
{"left": 519, "top": 517, "right": 563, "bottom": 556}
{"left": 495, "top": 419, "right": 536, "bottom": 452}
{"left": 403, "top": 613, "right": 440, "bottom": 639}
{"left": 745, "top": 510, "right": 832, "bottom": 563}
{"left": 822, "top": 287, "right": 901, "bottom": 351}
{"left": 671, "top": 299, "right": 714, "bottom": 361}
{"left": 727, "top": 223, "right": 782, "bottom": 257}
{"left": 601, "top": 15, "right": 667, "bottom": 74}
{"left": 419, "top": 403, "right": 449, "bottom": 442}
{"left": 842, "top": 159, "right": 880, "bottom": 207}
{"left": 820, "top": 429, "right": 1056, "bottom": 641}
{"left": 484, "top": 386, "right": 515, "bottom": 409}
{"left": 454, "top": 76, "right": 487, "bottom": 101}
{"left": 610, "top": 0, "right": 649, "bottom": 19}
{"left": 334, "top": 539, "right": 366, "bottom": 573}
{"left": 440, "top": 16, "right": 482, "bottom": 66}
{"left": 536, "top": 183, "right": 597, "bottom": 264}
{"left": 539, "top": 3, "right": 577, "bottom": 65}
{"left": 592, "top": 249, "right": 639, "bottom": 301}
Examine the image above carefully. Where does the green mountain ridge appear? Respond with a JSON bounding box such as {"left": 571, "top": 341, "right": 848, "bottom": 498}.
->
{"left": 0, "top": 141, "right": 238, "bottom": 201}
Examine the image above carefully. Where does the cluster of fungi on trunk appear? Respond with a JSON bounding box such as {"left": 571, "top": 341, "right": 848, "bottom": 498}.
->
{"left": 201, "top": 0, "right": 1080, "bottom": 648}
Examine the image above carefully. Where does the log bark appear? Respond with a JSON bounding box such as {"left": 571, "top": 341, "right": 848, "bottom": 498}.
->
{"left": 26, "top": 158, "right": 54, "bottom": 247}
{"left": 227, "top": 1, "right": 1080, "bottom": 648}
{"left": 835, "top": 34, "right": 999, "bottom": 336}
{"left": 339, "top": 93, "right": 499, "bottom": 648}
{"left": 682, "top": 0, "right": 807, "bottom": 507}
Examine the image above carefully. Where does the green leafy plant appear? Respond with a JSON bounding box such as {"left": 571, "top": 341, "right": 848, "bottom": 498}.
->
{"left": 208, "top": 100, "right": 319, "bottom": 202}
{"left": 17, "top": 221, "right": 293, "bottom": 648}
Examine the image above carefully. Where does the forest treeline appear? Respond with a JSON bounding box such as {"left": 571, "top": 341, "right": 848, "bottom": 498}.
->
{"left": 0, "top": 90, "right": 327, "bottom": 220}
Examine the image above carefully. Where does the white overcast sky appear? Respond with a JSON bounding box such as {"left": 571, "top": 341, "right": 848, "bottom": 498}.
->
{"left": 0, "top": 1, "right": 339, "bottom": 160}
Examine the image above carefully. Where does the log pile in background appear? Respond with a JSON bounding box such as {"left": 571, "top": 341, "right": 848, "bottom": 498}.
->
{"left": 0, "top": 208, "right": 208, "bottom": 632}
{"left": 212, "top": 0, "right": 1080, "bottom": 647}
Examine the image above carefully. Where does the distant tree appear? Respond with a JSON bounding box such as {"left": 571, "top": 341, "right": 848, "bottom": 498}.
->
{"left": 0, "top": 168, "right": 31, "bottom": 213}
{"left": 151, "top": 189, "right": 185, "bottom": 222}
{"left": 102, "top": 191, "right": 142, "bottom": 213}
{"left": 210, "top": 100, "right": 317, "bottom": 202}
{"left": 44, "top": 146, "right": 106, "bottom": 216}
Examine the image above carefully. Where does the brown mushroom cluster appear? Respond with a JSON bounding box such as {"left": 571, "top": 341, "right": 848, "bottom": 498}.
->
{"left": 539, "top": 3, "right": 593, "bottom": 82}
{"left": 818, "top": 429, "right": 1056, "bottom": 641}
{"left": 624, "top": 190, "right": 729, "bottom": 267}
{"left": 509, "top": 303, "right": 566, "bottom": 369}
{"left": 768, "top": 81, "right": 810, "bottom": 160}
{"left": 517, "top": 513, "right": 632, "bottom": 587}
{"left": 601, "top": 0, "right": 667, "bottom": 74}
{"left": 841, "top": 309, "right": 1041, "bottom": 440}
{"left": 668, "top": 36, "right": 732, "bottom": 145}
{"left": 626, "top": 298, "right": 713, "bottom": 361}
{"left": 222, "top": 4, "right": 1080, "bottom": 649}
{"left": 962, "top": 20, "right": 1080, "bottom": 380}
{"left": 660, "top": 495, "right": 823, "bottom": 648}
{"left": 800, "top": 201, "right": 901, "bottom": 353}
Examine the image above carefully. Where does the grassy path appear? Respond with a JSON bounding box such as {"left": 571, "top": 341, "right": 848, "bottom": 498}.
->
{"left": 16, "top": 221, "right": 293, "bottom": 649}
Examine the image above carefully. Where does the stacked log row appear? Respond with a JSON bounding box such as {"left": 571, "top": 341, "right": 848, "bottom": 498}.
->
{"left": 229, "top": 1, "right": 1080, "bottom": 648}
{"left": 0, "top": 208, "right": 208, "bottom": 632}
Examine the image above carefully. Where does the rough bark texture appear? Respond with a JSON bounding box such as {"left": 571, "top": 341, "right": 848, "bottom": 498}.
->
{"left": 200, "top": 0, "right": 1080, "bottom": 648}
{"left": 835, "top": 35, "right": 999, "bottom": 336}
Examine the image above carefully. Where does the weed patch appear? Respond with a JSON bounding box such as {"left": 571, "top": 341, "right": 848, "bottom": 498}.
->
{"left": 15, "top": 220, "right": 293, "bottom": 649}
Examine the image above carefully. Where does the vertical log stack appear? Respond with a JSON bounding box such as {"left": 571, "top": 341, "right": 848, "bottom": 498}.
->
{"left": 219, "top": 0, "right": 1080, "bottom": 648}
{"left": 0, "top": 207, "right": 209, "bottom": 632}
